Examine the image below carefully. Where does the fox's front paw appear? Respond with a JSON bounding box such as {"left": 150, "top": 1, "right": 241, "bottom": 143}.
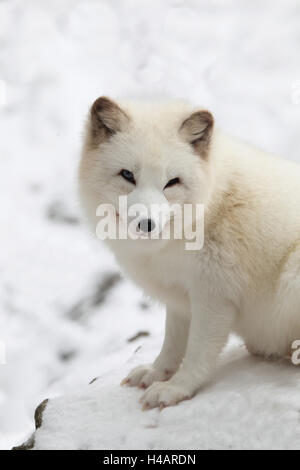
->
{"left": 140, "top": 381, "right": 192, "bottom": 410}
{"left": 121, "top": 364, "right": 173, "bottom": 389}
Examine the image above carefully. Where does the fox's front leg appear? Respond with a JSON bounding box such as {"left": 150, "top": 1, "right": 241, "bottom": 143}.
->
{"left": 141, "top": 291, "right": 236, "bottom": 409}
{"left": 121, "top": 307, "right": 190, "bottom": 389}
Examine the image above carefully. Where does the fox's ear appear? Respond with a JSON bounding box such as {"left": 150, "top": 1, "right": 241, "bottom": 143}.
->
{"left": 89, "top": 96, "right": 130, "bottom": 145}
{"left": 179, "top": 110, "right": 214, "bottom": 159}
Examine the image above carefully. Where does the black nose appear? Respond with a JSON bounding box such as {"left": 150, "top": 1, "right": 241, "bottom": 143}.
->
{"left": 137, "top": 218, "right": 156, "bottom": 233}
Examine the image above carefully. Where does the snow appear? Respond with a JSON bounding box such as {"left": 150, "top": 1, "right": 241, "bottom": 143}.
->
{"left": 34, "top": 337, "right": 300, "bottom": 450}
{"left": 0, "top": 0, "right": 299, "bottom": 450}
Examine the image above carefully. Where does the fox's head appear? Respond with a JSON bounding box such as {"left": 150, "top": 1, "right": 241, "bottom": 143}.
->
{"left": 79, "top": 97, "right": 214, "bottom": 253}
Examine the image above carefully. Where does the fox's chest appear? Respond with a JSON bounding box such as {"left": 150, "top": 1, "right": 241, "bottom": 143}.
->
{"left": 114, "top": 243, "right": 196, "bottom": 310}
{"left": 112, "top": 237, "right": 240, "bottom": 309}
{"left": 137, "top": 244, "right": 193, "bottom": 285}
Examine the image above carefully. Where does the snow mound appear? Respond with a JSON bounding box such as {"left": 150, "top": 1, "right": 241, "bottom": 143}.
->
{"left": 20, "top": 337, "right": 300, "bottom": 450}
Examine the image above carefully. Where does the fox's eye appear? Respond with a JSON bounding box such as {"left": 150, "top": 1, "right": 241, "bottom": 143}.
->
{"left": 164, "top": 177, "right": 180, "bottom": 189}
{"left": 120, "top": 169, "right": 135, "bottom": 184}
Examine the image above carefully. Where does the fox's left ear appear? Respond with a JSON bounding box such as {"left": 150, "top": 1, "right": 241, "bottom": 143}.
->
{"left": 179, "top": 110, "right": 214, "bottom": 159}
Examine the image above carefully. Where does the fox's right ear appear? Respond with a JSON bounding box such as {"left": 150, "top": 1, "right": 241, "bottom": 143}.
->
{"left": 89, "top": 96, "right": 130, "bottom": 145}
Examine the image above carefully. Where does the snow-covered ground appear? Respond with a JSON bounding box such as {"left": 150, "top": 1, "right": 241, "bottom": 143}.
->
{"left": 0, "top": 0, "right": 299, "bottom": 450}
{"left": 32, "top": 337, "right": 300, "bottom": 450}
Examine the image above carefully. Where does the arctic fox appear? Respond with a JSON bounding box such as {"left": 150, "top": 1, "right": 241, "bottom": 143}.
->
{"left": 79, "top": 96, "right": 300, "bottom": 409}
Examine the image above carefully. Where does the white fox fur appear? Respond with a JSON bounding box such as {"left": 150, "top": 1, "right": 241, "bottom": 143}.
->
{"left": 79, "top": 97, "right": 300, "bottom": 409}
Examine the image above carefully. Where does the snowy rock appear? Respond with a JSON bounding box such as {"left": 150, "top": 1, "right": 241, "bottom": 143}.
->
{"left": 14, "top": 338, "right": 300, "bottom": 450}
{"left": 12, "top": 399, "right": 48, "bottom": 450}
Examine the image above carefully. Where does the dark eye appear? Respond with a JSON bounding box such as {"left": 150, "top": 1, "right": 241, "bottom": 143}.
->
{"left": 164, "top": 177, "right": 180, "bottom": 189}
{"left": 119, "top": 169, "right": 135, "bottom": 185}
